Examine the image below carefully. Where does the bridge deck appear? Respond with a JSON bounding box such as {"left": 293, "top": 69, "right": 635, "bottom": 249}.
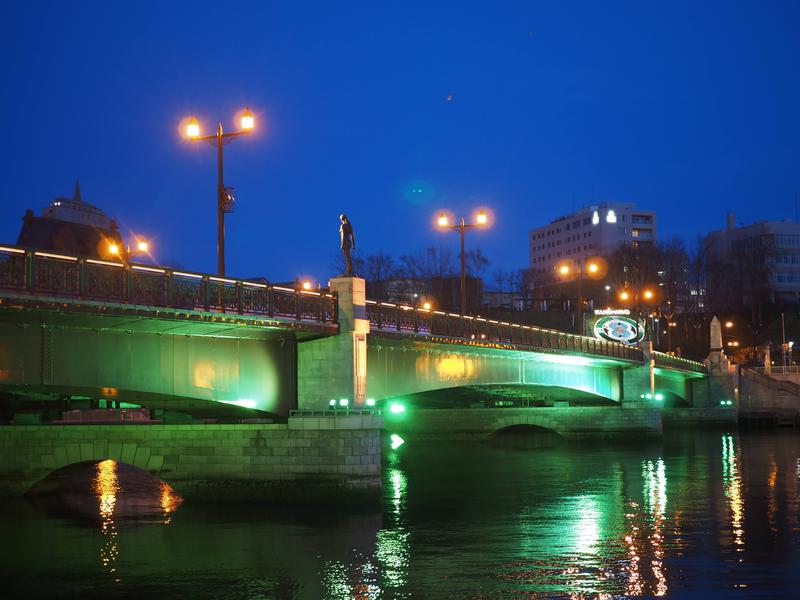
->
{"left": 0, "top": 245, "right": 338, "bottom": 339}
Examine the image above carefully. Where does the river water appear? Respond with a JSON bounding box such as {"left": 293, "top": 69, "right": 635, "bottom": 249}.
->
{"left": 2, "top": 430, "right": 800, "bottom": 598}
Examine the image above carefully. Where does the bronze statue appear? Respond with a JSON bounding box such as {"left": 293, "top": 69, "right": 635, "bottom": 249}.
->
{"left": 339, "top": 214, "right": 356, "bottom": 275}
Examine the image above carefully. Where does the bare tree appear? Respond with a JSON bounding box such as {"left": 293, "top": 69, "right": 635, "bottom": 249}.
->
{"left": 465, "top": 248, "right": 490, "bottom": 277}
{"left": 399, "top": 245, "right": 454, "bottom": 279}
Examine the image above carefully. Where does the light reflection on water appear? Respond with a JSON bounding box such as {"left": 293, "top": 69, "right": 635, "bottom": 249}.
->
{"left": 93, "top": 460, "right": 120, "bottom": 581}
{"left": 3, "top": 432, "right": 800, "bottom": 597}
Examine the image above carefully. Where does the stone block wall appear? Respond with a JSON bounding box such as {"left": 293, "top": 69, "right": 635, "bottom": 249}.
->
{"left": 387, "top": 407, "right": 663, "bottom": 440}
{"left": 0, "top": 414, "right": 383, "bottom": 502}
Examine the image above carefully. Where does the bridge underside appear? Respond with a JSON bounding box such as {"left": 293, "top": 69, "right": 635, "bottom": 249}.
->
{"left": 366, "top": 334, "right": 629, "bottom": 404}
{"left": 0, "top": 301, "right": 326, "bottom": 420}
{"left": 380, "top": 383, "right": 618, "bottom": 408}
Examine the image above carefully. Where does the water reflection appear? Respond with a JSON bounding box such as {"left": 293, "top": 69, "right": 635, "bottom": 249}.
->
{"left": 375, "top": 453, "right": 410, "bottom": 595}
{"left": 642, "top": 459, "right": 667, "bottom": 596}
{"left": 722, "top": 433, "right": 745, "bottom": 553}
{"left": 9, "top": 432, "right": 800, "bottom": 597}
{"left": 93, "top": 460, "right": 120, "bottom": 581}
{"left": 321, "top": 452, "right": 410, "bottom": 600}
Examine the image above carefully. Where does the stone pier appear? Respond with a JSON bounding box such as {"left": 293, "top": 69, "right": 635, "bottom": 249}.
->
{"left": 0, "top": 413, "right": 383, "bottom": 502}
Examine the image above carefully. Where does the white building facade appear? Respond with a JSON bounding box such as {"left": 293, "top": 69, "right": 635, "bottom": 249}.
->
{"left": 529, "top": 202, "right": 657, "bottom": 289}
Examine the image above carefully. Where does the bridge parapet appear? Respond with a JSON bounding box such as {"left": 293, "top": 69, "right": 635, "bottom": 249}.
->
{"left": 0, "top": 244, "right": 337, "bottom": 325}
{"left": 652, "top": 351, "right": 707, "bottom": 375}
{"left": 365, "top": 299, "right": 643, "bottom": 363}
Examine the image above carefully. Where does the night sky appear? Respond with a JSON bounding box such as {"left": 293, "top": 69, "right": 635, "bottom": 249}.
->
{"left": 1, "top": 1, "right": 798, "bottom": 284}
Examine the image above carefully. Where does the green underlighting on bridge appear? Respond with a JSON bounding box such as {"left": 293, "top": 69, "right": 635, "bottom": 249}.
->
{"left": 536, "top": 354, "right": 594, "bottom": 367}
{"left": 390, "top": 434, "right": 405, "bottom": 450}
{"left": 366, "top": 398, "right": 376, "bottom": 407}
{"left": 640, "top": 393, "right": 664, "bottom": 401}
{"left": 219, "top": 399, "right": 257, "bottom": 409}
{"left": 389, "top": 402, "right": 406, "bottom": 415}
{"left": 339, "top": 399, "right": 349, "bottom": 407}
{"left": 720, "top": 400, "right": 733, "bottom": 406}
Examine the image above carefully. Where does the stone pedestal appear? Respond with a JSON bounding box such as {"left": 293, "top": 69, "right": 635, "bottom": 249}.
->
{"left": 297, "top": 277, "right": 370, "bottom": 410}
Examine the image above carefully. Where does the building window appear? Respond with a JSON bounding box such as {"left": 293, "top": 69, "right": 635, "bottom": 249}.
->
{"left": 632, "top": 229, "right": 639, "bottom": 238}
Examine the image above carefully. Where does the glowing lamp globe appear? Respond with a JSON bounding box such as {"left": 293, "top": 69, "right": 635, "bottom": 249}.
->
{"left": 240, "top": 108, "right": 255, "bottom": 131}
{"left": 186, "top": 117, "right": 200, "bottom": 138}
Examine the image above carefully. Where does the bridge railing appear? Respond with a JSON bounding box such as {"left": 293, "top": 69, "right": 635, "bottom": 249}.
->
{"left": 365, "top": 299, "right": 643, "bottom": 362}
{"left": 742, "top": 367, "right": 800, "bottom": 397}
{"left": 651, "top": 351, "right": 708, "bottom": 375}
{"left": 0, "top": 245, "right": 337, "bottom": 324}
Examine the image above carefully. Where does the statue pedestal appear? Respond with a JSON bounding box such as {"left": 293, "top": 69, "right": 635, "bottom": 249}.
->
{"left": 297, "top": 277, "right": 370, "bottom": 410}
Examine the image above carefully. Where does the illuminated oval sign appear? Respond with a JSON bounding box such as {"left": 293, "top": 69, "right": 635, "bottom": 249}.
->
{"left": 594, "top": 315, "right": 644, "bottom": 345}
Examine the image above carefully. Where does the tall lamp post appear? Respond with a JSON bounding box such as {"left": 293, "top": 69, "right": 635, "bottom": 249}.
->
{"left": 436, "top": 209, "right": 490, "bottom": 315}
{"left": 184, "top": 108, "right": 255, "bottom": 276}
{"left": 556, "top": 258, "right": 604, "bottom": 334}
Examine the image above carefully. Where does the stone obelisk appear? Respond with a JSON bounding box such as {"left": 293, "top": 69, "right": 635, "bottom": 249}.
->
{"left": 704, "top": 315, "right": 730, "bottom": 375}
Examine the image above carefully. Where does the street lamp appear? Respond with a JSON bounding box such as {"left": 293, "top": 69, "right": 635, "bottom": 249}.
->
{"left": 183, "top": 108, "right": 256, "bottom": 276}
{"left": 436, "top": 209, "right": 490, "bottom": 314}
{"left": 617, "top": 286, "right": 659, "bottom": 338}
{"left": 105, "top": 238, "right": 152, "bottom": 262}
{"left": 556, "top": 258, "right": 605, "bottom": 334}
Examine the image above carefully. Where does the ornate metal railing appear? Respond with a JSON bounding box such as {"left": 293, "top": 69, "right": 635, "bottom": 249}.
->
{"left": 365, "top": 300, "right": 643, "bottom": 362}
{"left": 0, "top": 244, "right": 337, "bottom": 325}
{"left": 651, "top": 351, "right": 708, "bottom": 375}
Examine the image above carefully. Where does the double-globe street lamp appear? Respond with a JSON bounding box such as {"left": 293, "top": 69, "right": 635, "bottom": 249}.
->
{"left": 436, "top": 209, "right": 490, "bottom": 315}
{"left": 617, "top": 286, "right": 660, "bottom": 340}
{"left": 183, "top": 108, "right": 255, "bottom": 276}
{"left": 556, "top": 258, "right": 606, "bottom": 334}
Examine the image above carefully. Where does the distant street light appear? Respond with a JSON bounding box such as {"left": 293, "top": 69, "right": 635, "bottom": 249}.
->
{"left": 556, "top": 258, "right": 605, "bottom": 334}
{"left": 436, "top": 209, "right": 490, "bottom": 314}
{"left": 617, "top": 286, "right": 659, "bottom": 338}
{"left": 106, "top": 237, "right": 152, "bottom": 262}
{"left": 183, "top": 108, "right": 256, "bottom": 276}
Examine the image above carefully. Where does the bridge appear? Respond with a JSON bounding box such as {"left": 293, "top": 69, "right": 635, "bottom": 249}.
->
{"left": 0, "top": 243, "right": 726, "bottom": 499}
{"left": 0, "top": 243, "right": 709, "bottom": 423}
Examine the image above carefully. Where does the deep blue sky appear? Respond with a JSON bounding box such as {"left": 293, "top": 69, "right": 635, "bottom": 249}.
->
{"left": 1, "top": 1, "right": 798, "bottom": 283}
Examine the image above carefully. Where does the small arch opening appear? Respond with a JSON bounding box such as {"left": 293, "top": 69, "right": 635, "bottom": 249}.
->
{"left": 27, "top": 460, "right": 182, "bottom": 524}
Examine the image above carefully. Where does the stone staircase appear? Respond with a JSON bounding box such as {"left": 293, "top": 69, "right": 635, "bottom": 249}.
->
{"left": 739, "top": 367, "right": 800, "bottom": 427}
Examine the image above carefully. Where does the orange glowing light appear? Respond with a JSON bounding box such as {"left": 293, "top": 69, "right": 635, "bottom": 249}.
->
{"left": 240, "top": 108, "right": 254, "bottom": 131}
{"left": 437, "top": 213, "right": 449, "bottom": 227}
{"left": 186, "top": 117, "right": 200, "bottom": 138}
